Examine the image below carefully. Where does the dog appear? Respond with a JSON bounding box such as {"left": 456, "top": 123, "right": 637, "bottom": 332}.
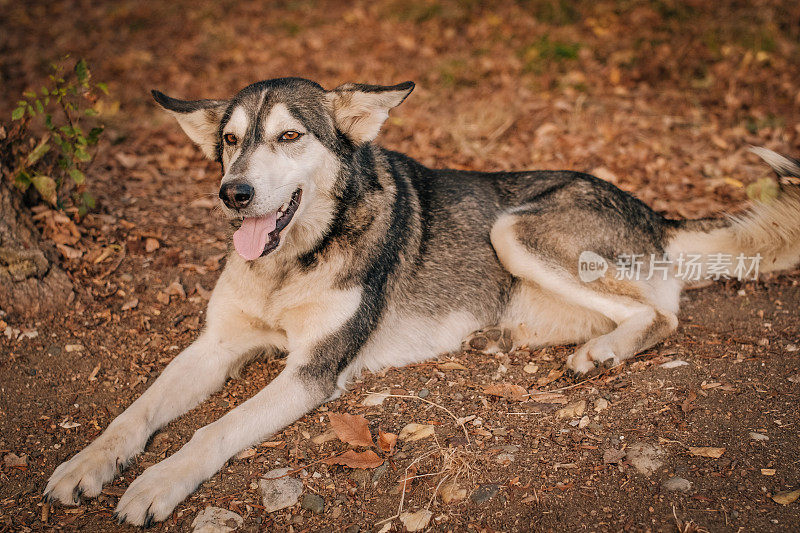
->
{"left": 44, "top": 77, "right": 800, "bottom": 526}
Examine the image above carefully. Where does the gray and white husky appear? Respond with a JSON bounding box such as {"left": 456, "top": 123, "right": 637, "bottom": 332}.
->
{"left": 45, "top": 77, "right": 800, "bottom": 526}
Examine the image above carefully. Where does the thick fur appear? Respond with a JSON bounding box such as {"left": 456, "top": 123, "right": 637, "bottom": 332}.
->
{"left": 45, "top": 77, "right": 800, "bottom": 526}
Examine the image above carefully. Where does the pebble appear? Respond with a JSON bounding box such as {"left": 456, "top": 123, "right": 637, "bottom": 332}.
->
{"left": 660, "top": 360, "right": 689, "bottom": 369}
{"left": 523, "top": 363, "right": 539, "bottom": 374}
{"left": 470, "top": 484, "right": 500, "bottom": 504}
{"left": 749, "top": 432, "right": 769, "bottom": 441}
{"left": 417, "top": 388, "right": 430, "bottom": 399}
{"left": 191, "top": 506, "right": 243, "bottom": 533}
{"left": 301, "top": 493, "right": 325, "bottom": 514}
{"left": 662, "top": 476, "right": 693, "bottom": 493}
{"left": 594, "top": 398, "right": 609, "bottom": 412}
{"left": 556, "top": 400, "right": 586, "bottom": 419}
{"left": 625, "top": 443, "right": 665, "bottom": 476}
{"left": 495, "top": 453, "right": 515, "bottom": 465}
{"left": 344, "top": 526, "right": 360, "bottom": 533}
{"left": 259, "top": 468, "right": 303, "bottom": 512}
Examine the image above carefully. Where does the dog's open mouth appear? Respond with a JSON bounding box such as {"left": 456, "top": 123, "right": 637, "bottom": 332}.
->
{"left": 232, "top": 188, "right": 302, "bottom": 261}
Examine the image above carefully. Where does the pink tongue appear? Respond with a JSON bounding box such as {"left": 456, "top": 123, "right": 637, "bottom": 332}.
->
{"left": 233, "top": 213, "right": 278, "bottom": 261}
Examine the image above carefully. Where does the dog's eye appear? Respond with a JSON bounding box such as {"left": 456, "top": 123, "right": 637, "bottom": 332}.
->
{"left": 223, "top": 133, "right": 238, "bottom": 145}
{"left": 279, "top": 130, "right": 303, "bottom": 142}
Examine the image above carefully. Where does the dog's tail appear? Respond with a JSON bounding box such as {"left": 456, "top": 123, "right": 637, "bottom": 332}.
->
{"left": 665, "top": 147, "right": 800, "bottom": 278}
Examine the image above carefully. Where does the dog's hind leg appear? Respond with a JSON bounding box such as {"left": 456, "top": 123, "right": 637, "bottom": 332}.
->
{"left": 491, "top": 211, "right": 679, "bottom": 374}
{"left": 44, "top": 280, "right": 285, "bottom": 507}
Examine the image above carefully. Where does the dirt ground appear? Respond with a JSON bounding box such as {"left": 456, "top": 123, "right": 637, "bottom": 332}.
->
{"left": 1, "top": 1, "right": 799, "bottom": 531}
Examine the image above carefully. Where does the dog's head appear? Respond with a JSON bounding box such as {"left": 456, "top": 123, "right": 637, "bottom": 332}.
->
{"left": 152, "top": 77, "right": 413, "bottom": 260}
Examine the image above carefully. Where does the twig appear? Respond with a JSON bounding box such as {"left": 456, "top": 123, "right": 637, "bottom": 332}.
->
{"left": 261, "top": 449, "right": 348, "bottom": 480}
{"left": 397, "top": 449, "right": 439, "bottom": 517}
{"left": 97, "top": 244, "right": 126, "bottom": 280}
{"left": 366, "top": 393, "right": 471, "bottom": 444}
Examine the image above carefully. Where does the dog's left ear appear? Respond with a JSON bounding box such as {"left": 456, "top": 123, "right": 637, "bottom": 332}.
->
{"left": 151, "top": 90, "right": 229, "bottom": 159}
{"left": 327, "top": 81, "right": 414, "bottom": 144}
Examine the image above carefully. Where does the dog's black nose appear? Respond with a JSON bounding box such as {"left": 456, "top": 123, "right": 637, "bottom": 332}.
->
{"left": 220, "top": 182, "right": 254, "bottom": 209}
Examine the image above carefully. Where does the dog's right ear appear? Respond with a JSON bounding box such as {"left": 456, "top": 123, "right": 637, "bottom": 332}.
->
{"left": 152, "top": 90, "right": 229, "bottom": 159}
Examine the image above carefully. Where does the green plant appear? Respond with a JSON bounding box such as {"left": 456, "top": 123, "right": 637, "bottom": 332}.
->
{"left": 520, "top": 35, "right": 581, "bottom": 73}
{"left": 8, "top": 57, "right": 107, "bottom": 215}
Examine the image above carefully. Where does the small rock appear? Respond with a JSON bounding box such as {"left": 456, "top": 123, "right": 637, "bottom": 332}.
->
{"left": 344, "top": 525, "right": 360, "bottom": 533}
{"left": 191, "top": 506, "right": 243, "bottom": 533}
{"left": 64, "top": 344, "right": 84, "bottom": 352}
{"left": 750, "top": 432, "right": 769, "bottom": 441}
{"left": 660, "top": 360, "right": 689, "bottom": 369}
{"left": 470, "top": 484, "right": 499, "bottom": 504}
{"left": 523, "top": 363, "right": 539, "bottom": 374}
{"left": 625, "top": 443, "right": 665, "bottom": 476}
{"left": 786, "top": 343, "right": 798, "bottom": 352}
{"left": 556, "top": 400, "right": 586, "bottom": 419}
{"left": 662, "top": 477, "right": 692, "bottom": 493}
{"left": 594, "top": 398, "right": 609, "bottom": 412}
{"left": 372, "top": 464, "right": 388, "bottom": 485}
{"left": 301, "top": 493, "right": 324, "bottom": 514}
{"left": 417, "top": 388, "right": 430, "bottom": 399}
{"left": 259, "top": 468, "right": 303, "bottom": 512}
{"left": 578, "top": 416, "right": 590, "bottom": 428}
{"left": 495, "top": 453, "right": 515, "bottom": 465}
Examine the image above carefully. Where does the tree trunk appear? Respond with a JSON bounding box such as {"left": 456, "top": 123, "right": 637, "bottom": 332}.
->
{"left": 0, "top": 177, "right": 73, "bottom": 319}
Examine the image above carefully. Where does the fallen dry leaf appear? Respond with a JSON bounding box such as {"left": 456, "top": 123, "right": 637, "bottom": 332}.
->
{"left": 438, "top": 361, "right": 468, "bottom": 370}
{"left": 362, "top": 389, "right": 391, "bottom": 406}
{"left": 378, "top": 430, "right": 397, "bottom": 455}
{"left": 537, "top": 369, "right": 564, "bottom": 386}
{"left": 528, "top": 391, "right": 568, "bottom": 404}
{"left": 398, "top": 423, "right": 435, "bottom": 442}
{"left": 235, "top": 447, "right": 257, "bottom": 460}
{"left": 328, "top": 412, "right": 373, "bottom": 447}
{"left": 323, "top": 450, "right": 383, "bottom": 469}
{"left": 400, "top": 509, "right": 433, "bottom": 531}
{"left": 483, "top": 383, "right": 527, "bottom": 402}
{"left": 4, "top": 453, "right": 28, "bottom": 468}
{"left": 438, "top": 481, "right": 467, "bottom": 503}
{"left": 311, "top": 429, "right": 338, "bottom": 445}
{"left": 688, "top": 446, "right": 726, "bottom": 458}
{"left": 681, "top": 390, "right": 698, "bottom": 413}
{"left": 772, "top": 488, "right": 800, "bottom": 505}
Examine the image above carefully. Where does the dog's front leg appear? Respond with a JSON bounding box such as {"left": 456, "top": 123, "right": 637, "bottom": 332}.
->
{"left": 44, "top": 304, "right": 279, "bottom": 506}
{"left": 113, "top": 357, "right": 335, "bottom": 526}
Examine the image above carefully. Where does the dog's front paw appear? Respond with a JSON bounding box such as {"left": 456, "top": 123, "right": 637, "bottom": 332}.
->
{"left": 44, "top": 440, "right": 125, "bottom": 505}
{"left": 115, "top": 461, "right": 194, "bottom": 527}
